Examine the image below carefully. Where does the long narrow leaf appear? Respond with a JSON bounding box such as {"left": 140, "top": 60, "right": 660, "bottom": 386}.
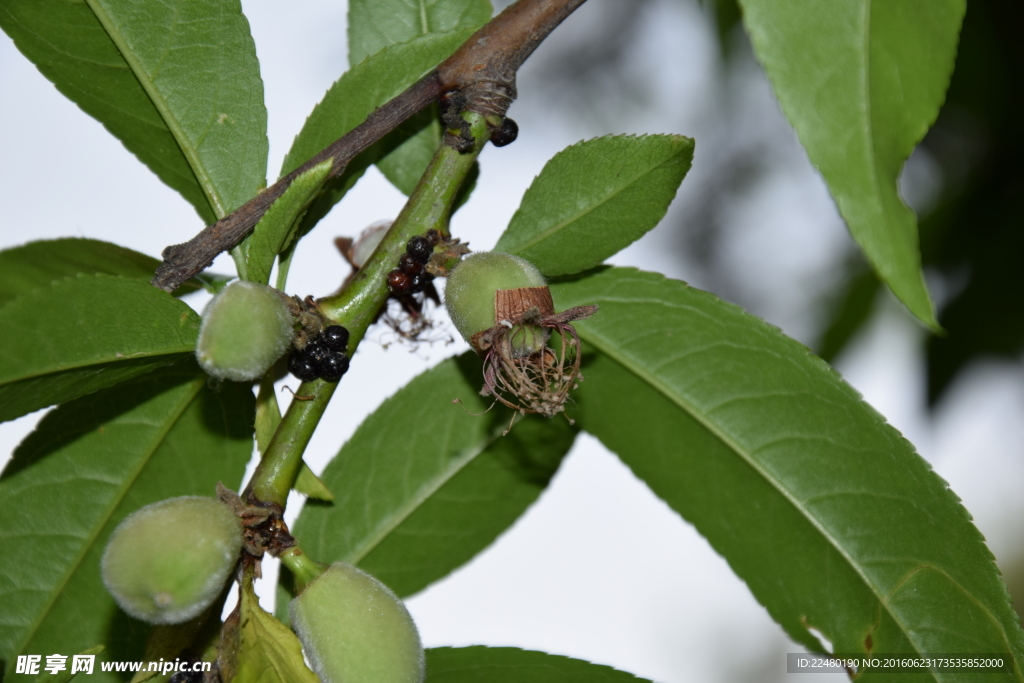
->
{"left": 0, "top": 275, "right": 202, "bottom": 423}
{"left": 233, "top": 574, "right": 318, "bottom": 683}
{"left": 348, "top": 0, "right": 491, "bottom": 66}
{"left": 0, "top": 239, "right": 202, "bottom": 307}
{"left": 283, "top": 31, "right": 472, "bottom": 176}
{"left": 551, "top": 267, "right": 1023, "bottom": 675}
{"left": 291, "top": 354, "right": 576, "bottom": 598}
{"left": 737, "top": 0, "right": 965, "bottom": 328}
{"left": 0, "top": 0, "right": 267, "bottom": 223}
{"left": 235, "top": 159, "right": 334, "bottom": 286}
{"left": 0, "top": 364, "right": 254, "bottom": 682}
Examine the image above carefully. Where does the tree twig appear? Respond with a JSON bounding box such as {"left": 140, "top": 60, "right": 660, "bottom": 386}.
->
{"left": 437, "top": 0, "right": 588, "bottom": 117}
{"left": 244, "top": 113, "right": 492, "bottom": 508}
{"left": 152, "top": 75, "right": 440, "bottom": 291}
{"left": 151, "top": 0, "right": 589, "bottom": 292}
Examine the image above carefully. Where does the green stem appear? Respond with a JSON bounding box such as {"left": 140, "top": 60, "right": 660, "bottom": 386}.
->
{"left": 245, "top": 113, "right": 491, "bottom": 508}
{"left": 279, "top": 546, "right": 328, "bottom": 594}
{"left": 316, "top": 114, "right": 488, "bottom": 330}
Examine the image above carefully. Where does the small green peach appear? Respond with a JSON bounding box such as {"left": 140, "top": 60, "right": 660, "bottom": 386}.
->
{"left": 195, "top": 281, "right": 294, "bottom": 381}
{"left": 290, "top": 562, "right": 424, "bottom": 683}
{"left": 101, "top": 496, "right": 242, "bottom": 624}
{"left": 444, "top": 252, "right": 547, "bottom": 355}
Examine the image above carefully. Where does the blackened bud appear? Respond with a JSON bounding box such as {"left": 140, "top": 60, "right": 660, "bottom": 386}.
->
{"left": 305, "top": 338, "right": 331, "bottom": 363}
{"left": 289, "top": 353, "right": 320, "bottom": 382}
{"left": 490, "top": 118, "right": 518, "bottom": 147}
{"left": 406, "top": 236, "right": 432, "bottom": 264}
{"left": 388, "top": 269, "right": 412, "bottom": 293}
{"left": 322, "top": 325, "right": 350, "bottom": 352}
{"left": 399, "top": 253, "right": 423, "bottom": 276}
{"left": 319, "top": 353, "right": 350, "bottom": 382}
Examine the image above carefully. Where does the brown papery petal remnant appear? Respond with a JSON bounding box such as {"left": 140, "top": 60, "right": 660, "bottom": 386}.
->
{"left": 472, "top": 284, "right": 598, "bottom": 421}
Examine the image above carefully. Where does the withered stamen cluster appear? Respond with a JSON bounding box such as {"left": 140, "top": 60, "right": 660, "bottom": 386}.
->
{"left": 472, "top": 286, "right": 597, "bottom": 418}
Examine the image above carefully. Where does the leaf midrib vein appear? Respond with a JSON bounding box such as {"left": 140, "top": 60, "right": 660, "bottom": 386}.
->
{"left": 506, "top": 148, "right": 685, "bottom": 256}
{"left": 344, "top": 417, "right": 506, "bottom": 566}
{"left": 0, "top": 350, "right": 193, "bottom": 387}
{"left": 84, "top": 0, "right": 225, "bottom": 218}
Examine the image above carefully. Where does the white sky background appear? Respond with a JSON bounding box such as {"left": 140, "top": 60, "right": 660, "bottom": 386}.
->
{"left": 2, "top": 1, "right": 1024, "bottom": 681}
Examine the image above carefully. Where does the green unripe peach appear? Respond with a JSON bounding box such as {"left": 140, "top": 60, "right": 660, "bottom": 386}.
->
{"left": 444, "top": 252, "right": 547, "bottom": 355}
{"left": 290, "top": 562, "right": 424, "bottom": 683}
{"left": 101, "top": 496, "right": 242, "bottom": 624}
{"left": 195, "top": 281, "right": 294, "bottom": 381}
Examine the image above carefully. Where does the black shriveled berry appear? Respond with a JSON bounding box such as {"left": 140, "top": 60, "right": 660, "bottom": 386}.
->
{"left": 322, "top": 325, "right": 349, "bottom": 352}
{"left": 318, "top": 352, "right": 350, "bottom": 382}
{"left": 399, "top": 253, "right": 423, "bottom": 276}
{"left": 388, "top": 269, "right": 412, "bottom": 293}
{"left": 490, "top": 117, "right": 518, "bottom": 147}
{"left": 406, "top": 236, "right": 432, "bottom": 264}
{"left": 425, "top": 229, "right": 441, "bottom": 246}
{"left": 289, "top": 352, "right": 320, "bottom": 382}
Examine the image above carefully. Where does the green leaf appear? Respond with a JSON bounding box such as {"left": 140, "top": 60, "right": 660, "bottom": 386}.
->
{"left": 347, "top": 0, "right": 491, "bottom": 195}
{"left": 235, "top": 159, "right": 334, "bottom": 285}
{"left": 425, "top": 647, "right": 652, "bottom": 682}
{"left": 736, "top": 0, "right": 964, "bottom": 328}
{"left": 0, "top": 239, "right": 203, "bottom": 307}
{"left": 291, "top": 354, "right": 576, "bottom": 598}
{"left": 294, "top": 465, "right": 334, "bottom": 502}
{"left": 0, "top": 275, "right": 201, "bottom": 423}
{"left": 0, "top": 364, "right": 254, "bottom": 682}
{"left": 495, "top": 135, "right": 693, "bottom": 277}
{"left": 234, "top": 574, "right": 318, "bottom": 683}
{"left": 0, "top": 0, "right": 267, "bottom": 223}
{"left": 347, "top": 0, "right": 491, "bottom": 66}
{"left": 706, "top": 0, "right": 743, "bottom": 57}
{"left": 280, "top": 30, "right": 474, "bottom": 232}
{"left": 551, "top": 267, "right": 1024, "bottom": 673}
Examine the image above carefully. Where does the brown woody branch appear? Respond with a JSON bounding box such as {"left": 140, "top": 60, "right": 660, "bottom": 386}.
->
{"left": 151, "top": 0, "right": 589, "bottom": 292}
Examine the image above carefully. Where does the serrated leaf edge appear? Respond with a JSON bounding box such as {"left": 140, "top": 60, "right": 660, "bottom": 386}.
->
{"left": 570, "top": 267, "right": 1019, "bottom": 669}
{"left": 425, "top": 645, "right": 653, "bottom": 681}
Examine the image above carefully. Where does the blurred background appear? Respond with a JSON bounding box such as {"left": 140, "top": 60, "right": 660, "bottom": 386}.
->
{"left": 1, "top": 0, "right": 1021, "bottom": 680}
